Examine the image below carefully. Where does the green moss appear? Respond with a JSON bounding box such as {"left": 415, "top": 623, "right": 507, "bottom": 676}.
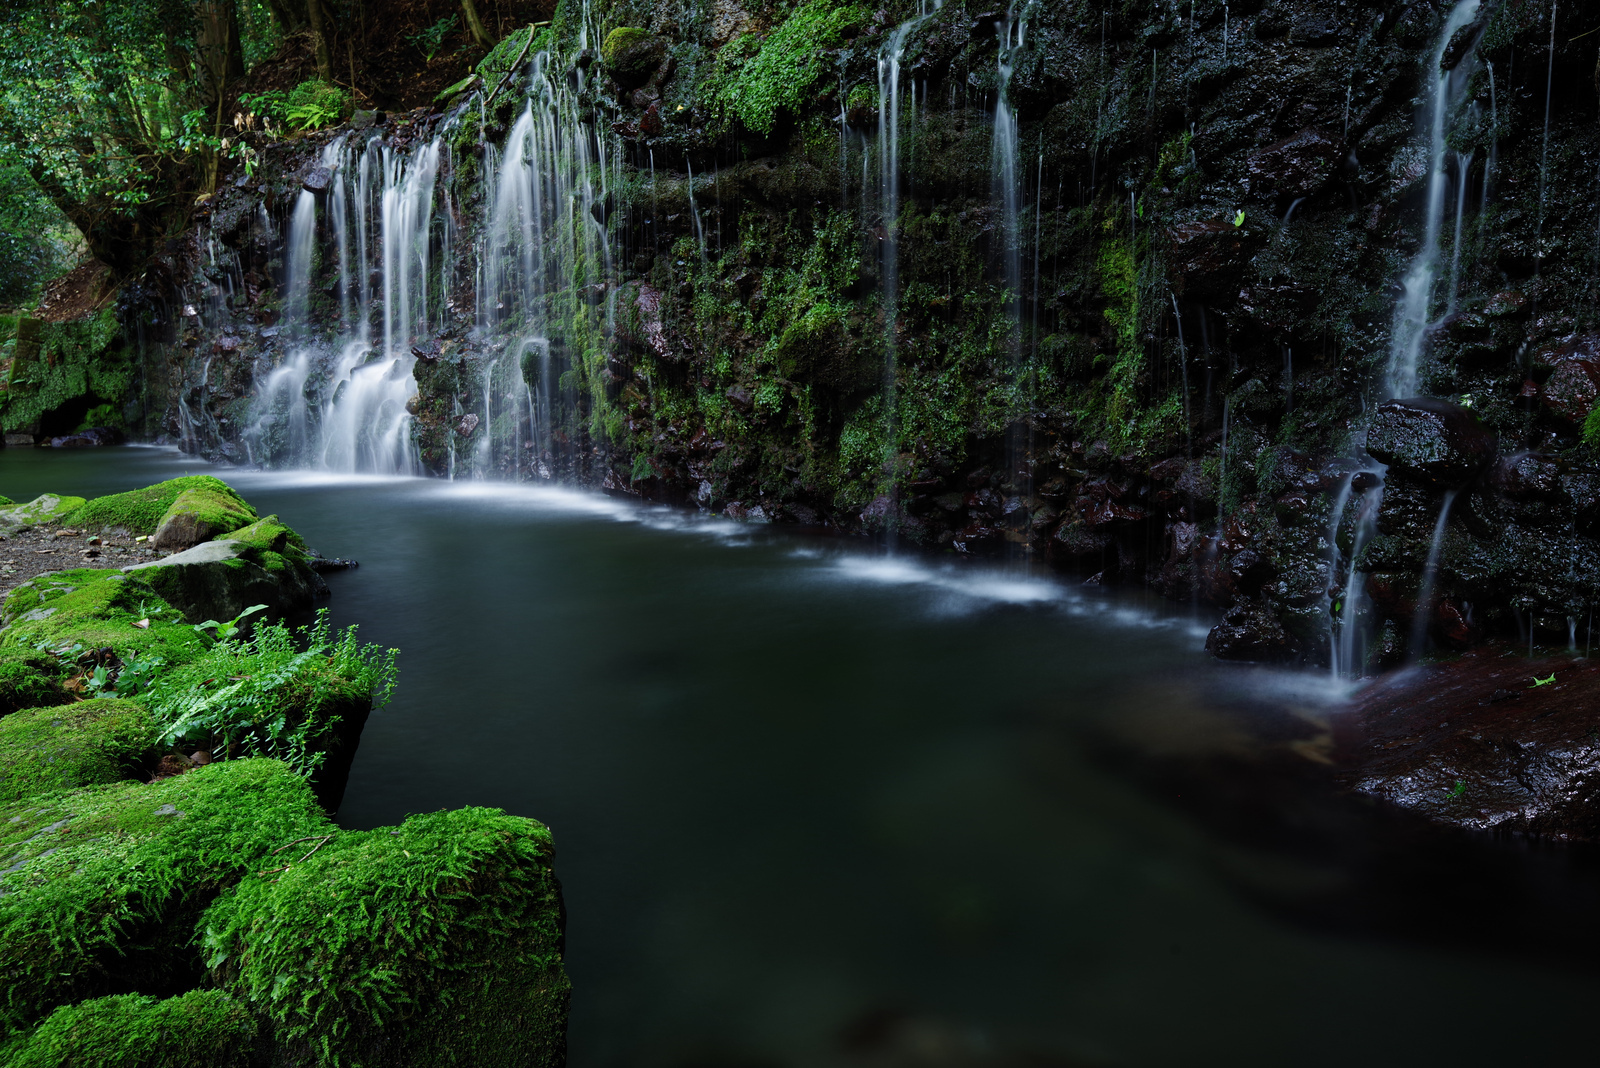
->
{"left": 0, "top": 568, "right": 209, "bottom": 667}
{"left": 0, "top": 759, "right": 332, "bottom": 1032}
{"left": 0, "top": 699, "right": 158, "bottom": 804}
{"left": 601, "top": 26, "right": 650, "bottom": 66}
{"left": 1585, "top": 401, "right": 1600, "bottom": 446}
{"left": 5, "top": 989, "right": 260, "bottom": 1068}
{"left": 226, "top": 514, "right": 310, "bottom": 560}
{"left": 1097, "top": 235, "right": 1141, "bottom": 425}
{"left": 154, "top": 484, "right": 258, "bottom": 542}
{"left": 0, "top": 494, "right": 87, "bottom": 528}
{"left": 0, "top": 308, "right": 127, "bottom": 433}
{"left": 205, "top": 806, "right": 568, "bottom": 1068}
{"left": 65, "top": 476, "right": 253, "bottom": 536}
{"left": 711, "top": 0, "right": 870, "bottom": 134}
{"left": 0, "top": 647, "right": 69, "bottom": 716}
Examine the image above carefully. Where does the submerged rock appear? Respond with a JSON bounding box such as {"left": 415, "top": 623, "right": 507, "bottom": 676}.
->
{"left": 1364, "top": 398, "right": 1497, "bottom": 489}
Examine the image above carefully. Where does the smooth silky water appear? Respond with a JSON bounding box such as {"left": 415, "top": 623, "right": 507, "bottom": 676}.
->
{"left": 4, "top": 447, "right": 1600, "bottom": 1066}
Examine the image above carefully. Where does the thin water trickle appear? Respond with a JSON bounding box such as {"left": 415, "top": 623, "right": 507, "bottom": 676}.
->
{"left": 1448, "top": 151, "right": 1472, "bottom": 312}
{"left": 1171, "top": 293, "right": 1191, "bottom": 457}
{"left": 1384, "top": 0, "right": 1481, "bottom": 400}
{"left": 992, "top": 2, "right": 1027, "bottom": 344}
{"left": 1535, "top": 0, "right": 1557, "bottom": 286}
{"left": 1333, "top": 466, "right": 1387, "bottom": 680}
{"left": 1408, "top": 490, "right": 1457, "bottom": 663}
{"left": 1323, "top": 472, "right": 1356, "bottom": 681}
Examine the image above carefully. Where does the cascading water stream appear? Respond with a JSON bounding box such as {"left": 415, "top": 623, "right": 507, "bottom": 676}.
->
{"left": 992, "top": 3, "right": 1027, "bottom": 348}
{"left": 876, "top": 0, "right": 944, "bottom": 398}
{"left": 1408, "top": 490, "right": 1458, "bottom": 663}
{"left": 1333, "top": 469, "right": 1387, "bottom": 679}
{"left": 243, "top": 134, "right": 440, "bottom": 475}
{"left": 1383, "top": 0, "right": 1481, "bottom": 400}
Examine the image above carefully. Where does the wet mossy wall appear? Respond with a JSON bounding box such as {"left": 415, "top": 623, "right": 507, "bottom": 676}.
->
{"left": 147, "top": 0, "right": 1600, "bottom": 664}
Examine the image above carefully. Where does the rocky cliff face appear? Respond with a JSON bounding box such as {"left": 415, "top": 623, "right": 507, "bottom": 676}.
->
{"left": 62, "top": 0, "right": 1600, "bottom": 671}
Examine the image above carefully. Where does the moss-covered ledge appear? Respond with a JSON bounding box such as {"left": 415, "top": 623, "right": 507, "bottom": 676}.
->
{"left": 0, "top": 476, "right": 570, "bottom": 1066}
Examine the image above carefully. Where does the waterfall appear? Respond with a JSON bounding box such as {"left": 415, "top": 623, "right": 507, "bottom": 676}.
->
{"left": 1322, "top": 473, "right": 1356, "bottom": 681}
{"left": 283, "top": 191, "right": 317, "bottom": 340}
{"left": 234, "top": 38, "right": 610, "bottom": 481}
{"left": 1333, "top": 469, "right": 1387, "bottom": 679}
{"left": 479, "top": 51, "right": 611, "bottom": 478}
{"left": 1383, "top": 0, "right": 1481, "bottom": 400}
{"left": 992, "top": 4, "right": 1027, "bottom": 342}
{"left": 877, "top": 0, "right": 943, "bottom": 388}
{"left": 243, "top": 134, "right": 436, "bottom": 474}
{"left": 1407, "top": 490, "right": 1457, "bottom": 662}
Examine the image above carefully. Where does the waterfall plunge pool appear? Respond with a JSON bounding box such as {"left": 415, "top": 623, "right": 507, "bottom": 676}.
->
{"left": 4, "top": 446, "right": 1599, "bottom": 1067}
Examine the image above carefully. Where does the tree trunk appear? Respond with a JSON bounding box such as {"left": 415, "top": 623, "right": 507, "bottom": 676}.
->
{"left": 460, "top": 0, "right": 491, "bottom": 47}
{"left": 263, "top": 0, "right": 303, "bottom": 31}
{"left": 195, "top": 0, "right": 245, "bottom": 107}
{"left": 306, "top": 0, "right": 333, "bottom": 82}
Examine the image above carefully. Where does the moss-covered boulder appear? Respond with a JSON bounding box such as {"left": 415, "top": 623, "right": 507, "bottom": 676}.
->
{"left": 0, "top": 647, "right": 69, "bottom": 717}
{"left": 601, "top": 27, "right": 666, "bottom": 89}
{"left": 64, "top": 476, "right": 253, "bottom": 538}
{"left": 150, "top": 484, "right": 258, "bottom": 551}
{"left": 0, "top": 569, "right": 208, "bottom": 667}
{"left": 0, "top": 759, "right": 332, "bottom": 1032}
{"left": 205, "top": 806, "right": 569, "bottom": 1067}
{"left": 123, "top": 524, "right": 324, "bottom": 627}
{"left": 3, "top": 989, "right": 260, "bottom": 1068}
{"left": 0, "top": 699, "right": 158, "bottom": 803}
{"left": 0, "top": 494, "right": 87, "bottom": 531}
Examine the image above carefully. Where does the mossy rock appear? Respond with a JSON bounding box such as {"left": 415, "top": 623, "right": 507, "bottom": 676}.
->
{"left": 0, "top": 699, "right": 158, "bottom": 804}
{"left": 64, "top": 477, "right": 253, "bottom": 538}
{"left": 0, "top": 647, "right": 69, "bottom": 717}
{"left": 3, "top": 988, "right": 260, "bottom": 1068}
{"left": 151, "top": 484, "right": 258, "bottom": 551}
{"left": 0, "top": 494, "right": 87, "bottom": 531}
{"left": 205, "top": 806, "right": 569, "bottom": 1067}
{"left": 601, "top": 27, "right": 664, "bottom": 88}
{"left": 123, "top": 528, "right": 323, "bottom": 627}
{"left": 226, "top": 514, "right": 310, "bottom": 561}
{"left": 0, "top": 568, "right": 209, "bottom": 667}
{"left": 0, "top": 759, "right": 332, "bottom": 1032}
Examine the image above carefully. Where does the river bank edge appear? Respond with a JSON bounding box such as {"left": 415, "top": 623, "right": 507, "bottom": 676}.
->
{"left": 0, "top": 477, "right": 568, "bottom": 1067}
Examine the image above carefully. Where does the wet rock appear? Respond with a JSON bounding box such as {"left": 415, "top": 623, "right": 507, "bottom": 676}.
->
{"left": 952, "top": 522, "right": 1002, "bottom": 555}
{"left": 455, "top": 413, "right": 479, "bottom": 436}
{"left": 1336, "top": 650, "right": 1600, "bottom": 839}
{"left": 1168, "top": 218, "right": 1249, "bottom": 298}
{"left": 124, "top": 535, "right": 321, "bottom": 626}
{"left": 1365, "top": 398, "right": 1497, "bottom": 489}
{"left": 1493, "top": 453, "right": 1562, "bottom": 499}
{"left": 602, "top": 30, "right": 668, "bottom": 90}
{"left": 1206, "top": 601, "right": 1295, "bottom": 661}
{"left": 48, "top": 428, "right": 122, "bottom": 448}
{"left": 302, "top": 167, "right": 332, "bottom": 193}
{"left": 1245, "top": 128, "right": 1342, "bottom": 198}
{"left": 412, "top": 339, "right": 442, "bottom": 361}
{"left": 725, "top": 387, "right": 753, "bottom": 412}
{"left": 1537, "top": 348, "right": 1600, "bottom": 424}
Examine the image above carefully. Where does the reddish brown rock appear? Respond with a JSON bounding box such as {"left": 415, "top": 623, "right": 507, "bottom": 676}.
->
{"left": 1335, "top": 648, "right": 1600, "bottom": 839}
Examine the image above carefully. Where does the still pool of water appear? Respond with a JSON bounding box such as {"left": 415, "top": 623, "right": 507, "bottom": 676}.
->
{"left": 4, "top": 447, "right": 1599, "bottom": 1066}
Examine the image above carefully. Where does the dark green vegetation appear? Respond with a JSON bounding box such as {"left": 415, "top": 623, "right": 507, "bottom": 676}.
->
{"left": 0, "top": 478, "right": 568, "bottom": 1066}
